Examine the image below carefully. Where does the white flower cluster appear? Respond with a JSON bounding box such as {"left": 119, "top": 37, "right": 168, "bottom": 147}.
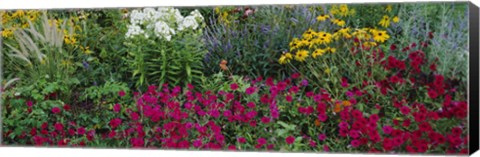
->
{"left": 125, "top": 7, "right": 204, "bottom": 41}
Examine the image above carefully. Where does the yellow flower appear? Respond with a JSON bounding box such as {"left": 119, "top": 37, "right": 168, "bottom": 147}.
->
{"left": 316, "top": 14, "right": 329, "bottom": 22}
{"left": 339, "top": 4, "right": 350, "bottom": 17}
{"left": 289, "top": 38, "right": 300, "bottom": 51}
{"left": 325, "top": 68, "right": 331, "bottom": 74}
{"left": 332, "top": 19, "right": 346, "bottom": 27}
{"left": 385, "top": 5, "right": 393, "bottom": 12}
{"left": 312, "top": 49, "right": 326, "bottom": 58}
{"left": 1, "top": 28, "right": 14, "bottom": 38}
{"left": 314, "top": 32, "right": 333, "bottom": 45}
{"left": 302, "top": 28, "right": 316, "bottom": 40}
{"left": 295, "top": 50, "right": 309, "bottom": 62}
{"left": 328, "top": 47, "right": 337, "bottom": 53}
{"left": 392, "top": 16, "right": 400, "bottom": 23}
{"left": 333, "top": 27, "right": 352, "bottom": 40}
{"left": 363, "top": 41, "right": 378, "bottom": 47}
{"left": 372, "top": 30, "right": 390, "bottom": 43}
{"left": 378, "top": 15, "right": 390, "bottom": 28}
{"left": 21, "top": 22, "right": 29, "bottom": 28}
{"left": 81, "top": 46, "right": 92, "bottom": 55}
{"left": 352, "top": 28, "right": 372, "bottom": 41}
{"left": 11, "top": 10, "right": 25, "bottom": 18}
{"left": 279, "top": 52, "right": 293, "bottom": 64}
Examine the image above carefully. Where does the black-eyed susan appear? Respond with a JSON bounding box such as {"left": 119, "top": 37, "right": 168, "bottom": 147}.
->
{"left": 327, "top": 47, "right": 337, "bottom": 53}
{"left": 352, "top": 28, "right": 372, "bottom": 41}
{"left": 333, "top": 27, "right": 352, "bottom": 40}
{"left": 314, "top": 31, "right": 333, "bottom": 45}
{"left": 332, "top": 19, "right": 346, "bottom": 27}
{"left": 289, "top": 38, "right": 301, "bottom": 51}
{"left": 279, "top": 52, "right": 294, "bottom": 64}
{"left": 312, "top": 48, "right": 327, "bottom": 58}
{"left": 392, "top": 16, "right": 400, "bottom": 23}
{"left": 372, "top": 30, "right": 390, "bottom": 43}
{"left": 316, "top": 14, "right": 330, "bottom": 22}
{"left": 302, "top": 28, "right": 316, "bottom": 40}
{"left": 379, "top": 15, "right": 390, "bottom": 28}
{"left": 1, "top": 28, "right": 14, "bottom": 38}
{"left": 295, "top": 50, "right": 309, "bottom": 62}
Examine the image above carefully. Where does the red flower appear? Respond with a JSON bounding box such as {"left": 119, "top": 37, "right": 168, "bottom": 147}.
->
{"left": 351, "top": 139, "right": 361, "bottom": 148}
{"left": 54, "top": 122, "right": 64, "bottom": 132}
{"left": 291, "top": 73, "right": 301, "bottom": 79}
{"left": 245, "top": 87, "right": 256, "bottom": 95}
{"left": 51, "top": 107, "right": 61, "bottom": 114}
{"left": 113, "top": 104, "right": 121, "bottom": 113}
{"left": 230, "top": 83, "right": 239, "bottom": 90}
{"left": 382, "top": 126, "right": 393, "bottom": 135}
{"left": 109, "top": 118, "right": 122, "bottom": 129}
{"left": 286, "top": 136, "right": 295, "bottom": 144}
{"left": 390, "top": 44, "right": 397, "bottom": 51}
{"left": 285, "top": 95, "right": 293, "bottom": 102}
{"left": 257, "top": 138, "right": 267, "bottom": 146}
{"left": 228, "top": 145, "right": 237, "bottom": 150}
{"left": 341, "top": 77, "right": 349, "bottom": 88}
{"left": 451, "top": 127, "right": 463, "bottom": 136}
{"left": 400, "top": 106, "right": 411, "bottom": 115}
{"left": 26, "top": 101, "right": 33, "bottom": 107}
{"left": 238, "top": 137, "right": 247, "bottom": 143}
{"left": 108, "top": 130, "right": 117, "bottom": 138}
{"left": 63, "top": 104, "right": 71, "bottom": 111}
{"left": 427, "top": 88, "right": 438, "bottom": 99}
{"left": 261, "top": 117, "right": 271, "bottom": 124}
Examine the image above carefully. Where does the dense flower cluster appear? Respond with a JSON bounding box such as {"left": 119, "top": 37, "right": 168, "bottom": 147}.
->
{"left": 125, "top": 7, "right": 204, "bottom": 41}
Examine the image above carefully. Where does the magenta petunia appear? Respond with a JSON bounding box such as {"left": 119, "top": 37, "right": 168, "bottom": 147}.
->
{"left": 318, "top": 133, "right": 327, "bottom": 141}
{"left": 118, "top": 90, "right": 126, "bottom": 97}
{"left": 113, "top": 104, "right": 121, "bottom": 113}
{"left": 351, "top": 139, "right": 361, "bottom": 148}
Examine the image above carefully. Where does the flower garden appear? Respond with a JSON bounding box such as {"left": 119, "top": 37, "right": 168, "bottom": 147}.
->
{"left": 0, "top": 3, "right": 471, "bottom": 155}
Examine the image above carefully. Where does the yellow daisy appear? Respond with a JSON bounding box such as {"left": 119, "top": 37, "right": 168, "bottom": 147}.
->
{"left": 372, "top": 30, "right": 390, "bottom": 43}
{"left": 316, "top": 14, "right": 330, "bottom": 22}
{"left": 392, "top": 16, "right": 400, "bottom": 23}
{"left": 295, "top": 50, "right": 309, "bottom": 62}
{"left": 379, "top": 15, "right": 390, "bottom": 28}
{"left": 312, "top": 49, "right": 326, "bottom": 58}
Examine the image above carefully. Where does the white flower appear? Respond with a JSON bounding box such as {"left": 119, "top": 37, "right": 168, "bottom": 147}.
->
{"left": 126, "top": 25, "right": 145, "bottom": 38}
{"left": 178, "top": 16, "right": 199, "bottom": 31}
{"left": 14, "top": 92, "right": 21, "bottom": 96}
{"left": 190, "top": 9, "right": 204, "bottom": 21}
{"left": 153, "top": 21, "right": 175, "bottom": 41}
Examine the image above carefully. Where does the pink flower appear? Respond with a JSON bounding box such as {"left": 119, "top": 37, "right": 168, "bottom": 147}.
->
{"left": 261, "top": 117, "right": 271, "bottom": 124}
{"left": 193, "top": 139, "right": 203, "bottom": 148}
{"left": 77, "top": 127, "right": 86, "bottom": 135}
{"left": 400, "top": 106, "right": 411, "bottom": 115}
{"left": 257, "top": 138, "right": 267, "bottom": 145}
{"left": 109, "top": 118, "right": 122, "bottom": 129}
{"left": 246, "top": 102, "right": 256, "bottom": 108}
{"left": 228, "top": 145, "right": 236, "bottom": 150}
{"left": 318, "top": 114, "right": 328, "bottom": 122}
{"left": 63, "top": 104, "right": 71, "bottom": 111}
{"left": 238, "top": 137, "right": 247, "bottom": 143}
{"left": 54, "top": 122, "right": 64, "bottom": 132}
{"left": 51, "top": 107, "right": 61, "bottom": 114}
{"left": 309, "top": 140, "right": 317, "bottom": 147}
{"left": 341, "top": 77, "right": 349, "bottom": 87}
{"left": 323, "top": 144, "right": 330, "bottom": 152}
{"left": 286, "top": 136, "right": 295, "bottom": 144}
{"left": 118, "top": 90, "right": 126, "bottom": 97}
{"left": 382, "top": 126, "right": 393, "bottom": 135}
{"left": 285, "top": 95, "right": 293, "bottom": 102}
{"left": 26, "top": 101, "right": 33, "bottom": 107}
{"left": 318, "top": 134, "right": 327, "bottom": 141}
{"left": 113, "top": 104, "right": 121, "bottom": 113}
{"left": 351, "top": 139, "right": 361, "bottom": 147}
{"left": 245, "top": 87, "right": 256, "bottom": 95}
{"left": 230, "top": 83, "right": 239, "bottom": 90}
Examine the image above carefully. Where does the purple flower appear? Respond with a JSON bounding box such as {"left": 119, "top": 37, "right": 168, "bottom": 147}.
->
{"left": 383, "top": 126, "right": 393, "bottom": 135}
{"left": 318, "top": 134, "right": 327, "bottom": 141}
{"left": 301, "top": 79, "right": 309, "bottom": 86}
